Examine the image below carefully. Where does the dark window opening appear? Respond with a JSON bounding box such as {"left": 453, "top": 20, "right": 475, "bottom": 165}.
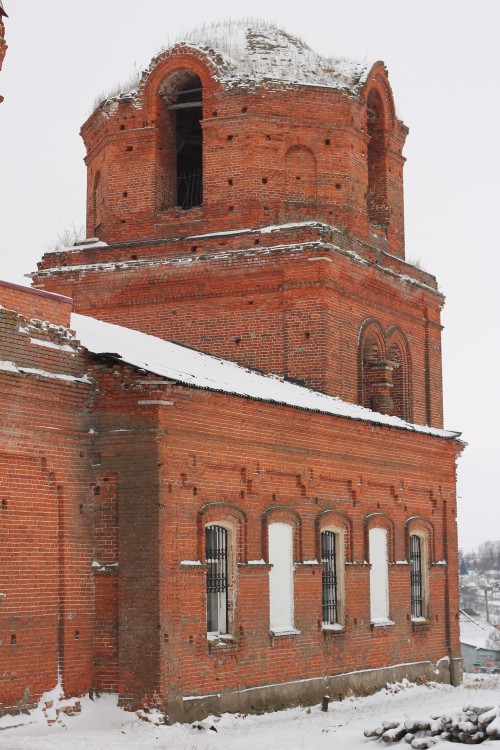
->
{"left": 410, "top": 534, "right": 423, "bottom": 618}
{"left": 206, "top": 525, "right": 228, "bottom": 634}
{"left": 161, "top": 70, "right": 203, "bottom": 209}
{"left": 321, "top": 531, "right": 339, "bottom": 625}
{"left": 166, "top": 75, "right": 203, "bottom": 209}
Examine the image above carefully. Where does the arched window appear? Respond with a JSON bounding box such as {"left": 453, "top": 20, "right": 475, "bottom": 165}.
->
{"left": 160, "top": 70, "right": 203, "bottom": 210}
{"left": 366, "top": 89, "right": 389, "bottom": 227}
{"left": 285, "top": 145, "right": 316, "bottom": 204}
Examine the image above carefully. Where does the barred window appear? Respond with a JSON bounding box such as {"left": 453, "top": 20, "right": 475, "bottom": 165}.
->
{"left": 410, "top": 534, "right": 423, "bottom": 619}
{"left": 206, "top": 525, "right": 228, "bottom": 634}
{"left": 321, "top": 531, "right": 339, "bottom": 625}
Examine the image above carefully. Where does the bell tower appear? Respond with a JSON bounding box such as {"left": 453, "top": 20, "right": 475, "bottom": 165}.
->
{"left": 34, "top": 21, "right": 445, "bottom": 429}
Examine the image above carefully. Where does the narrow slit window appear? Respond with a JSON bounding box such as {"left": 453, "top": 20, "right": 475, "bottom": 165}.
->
{"left": 206, "top": 525, "right": 228, "bottom": 634}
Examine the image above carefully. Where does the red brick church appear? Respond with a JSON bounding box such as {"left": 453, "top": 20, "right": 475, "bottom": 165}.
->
{"left": 0, "top": 19, "right": 463, "bottom": 722}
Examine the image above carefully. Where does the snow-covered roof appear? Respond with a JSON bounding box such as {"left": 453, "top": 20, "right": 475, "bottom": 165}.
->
{"left": 460, "top": 610, "right": 500, "bottom": 651}
{"left": 162, "top": 20, "right": 373, "bottom": 92}
{"left": 72, "top": 313, "right": 458, "bottom": 439}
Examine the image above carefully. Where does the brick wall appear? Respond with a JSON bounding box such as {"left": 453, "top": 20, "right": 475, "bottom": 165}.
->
{"left": 88, "top": 362, "right": 462, "bottom": 714}
{"left": 0, "top": 280, "right": 72, "bottom": 328}
{"left": 0, "top": 285, "right": 94, "bottom": 712}
{"left": 35, "top": 228, "right": 444, "bottom": 428}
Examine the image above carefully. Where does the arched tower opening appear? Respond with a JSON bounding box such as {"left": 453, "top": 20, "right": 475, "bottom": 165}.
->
{"left": 366, "top": 88, "right": 389, "bottom": 227}
{"left": 159, "top": 70, "right": 203, "bottom": 210}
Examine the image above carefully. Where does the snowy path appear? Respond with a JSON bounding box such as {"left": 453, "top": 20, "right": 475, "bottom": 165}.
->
{"left": 1, "top": 675, "right": 499, "bottom": 750}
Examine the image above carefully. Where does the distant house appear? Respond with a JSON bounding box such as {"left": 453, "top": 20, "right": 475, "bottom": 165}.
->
{"left": 460, "top": 609, "right": 500, "bottom": 672}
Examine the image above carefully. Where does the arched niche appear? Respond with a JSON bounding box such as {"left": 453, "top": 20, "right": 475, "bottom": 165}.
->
{"left": 387, "top": 326, "right": 412, "bottom": 421}
{"left": 366, "top": 87, "right": 389, "bottom": 227}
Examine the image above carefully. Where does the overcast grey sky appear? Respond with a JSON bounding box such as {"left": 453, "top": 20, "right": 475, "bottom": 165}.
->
{"left": 0, "top": 0, "right": 498, "bottom": 550}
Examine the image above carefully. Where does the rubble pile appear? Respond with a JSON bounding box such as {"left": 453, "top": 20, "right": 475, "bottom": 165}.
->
{"left": 365, "top": 705, "right": 500, "bottom": 747}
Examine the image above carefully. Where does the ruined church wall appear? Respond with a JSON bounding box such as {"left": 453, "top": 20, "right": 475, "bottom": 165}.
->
{"left": 0, "top": 283, "right": 94, "bottom": 713}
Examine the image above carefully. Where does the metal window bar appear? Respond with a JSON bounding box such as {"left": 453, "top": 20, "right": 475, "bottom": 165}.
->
{"left": 206, "top": 525, "right": 228, "bottom": 633}
{"left": 321, "top": 531, "right": 338, "bottom": 624}
{"left": 160, "top": 170, "right": 203, "bottom": 210}
{"left": 410, "top": 534, "right": 423, "bottom": 618}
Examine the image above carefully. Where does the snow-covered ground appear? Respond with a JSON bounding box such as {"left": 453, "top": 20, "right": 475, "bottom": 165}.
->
{"left": 1, "top": 675, "right": 499, "bottom": 750}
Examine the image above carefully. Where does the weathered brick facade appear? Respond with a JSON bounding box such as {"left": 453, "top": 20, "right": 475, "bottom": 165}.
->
{"left": 0, "top": 283, "right": 94, "bottom": 712}
{"left": 1, "top": 21, "right": 463, "bottom": 721}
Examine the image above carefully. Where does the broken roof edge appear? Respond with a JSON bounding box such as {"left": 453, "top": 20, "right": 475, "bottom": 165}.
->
{"left": 72, "top": 312, "right": 460, "bottom": 441}
{"left": 86, "top": 20, "right": 375, "bottom": 119}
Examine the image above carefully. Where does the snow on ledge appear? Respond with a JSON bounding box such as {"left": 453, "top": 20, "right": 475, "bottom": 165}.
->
{"left": 270, "top": 627, "right": 301, "bottom": 637}
{"left": 71, "top": 313, "right": 460, "bottom": 440}
{"left": 30, "top": 337, "right": 75, "bottom": 352}
{"left": 322, "top": 623, "right": 345, "bottom": 631}
{"left": 0, "top": 359, "right": 90, "bottom": 384}
{"left": 48, "top": 239, "right": 109, "bottom": 255}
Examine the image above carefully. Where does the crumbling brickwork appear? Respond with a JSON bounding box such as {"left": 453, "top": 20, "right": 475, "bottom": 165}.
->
{"left": 0, "top": 283, "right": 94, "bottom": 711}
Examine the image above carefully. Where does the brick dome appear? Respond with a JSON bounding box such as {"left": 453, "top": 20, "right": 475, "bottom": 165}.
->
{"left": 168, "top": 20, "right": 372, "bottom": 91}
